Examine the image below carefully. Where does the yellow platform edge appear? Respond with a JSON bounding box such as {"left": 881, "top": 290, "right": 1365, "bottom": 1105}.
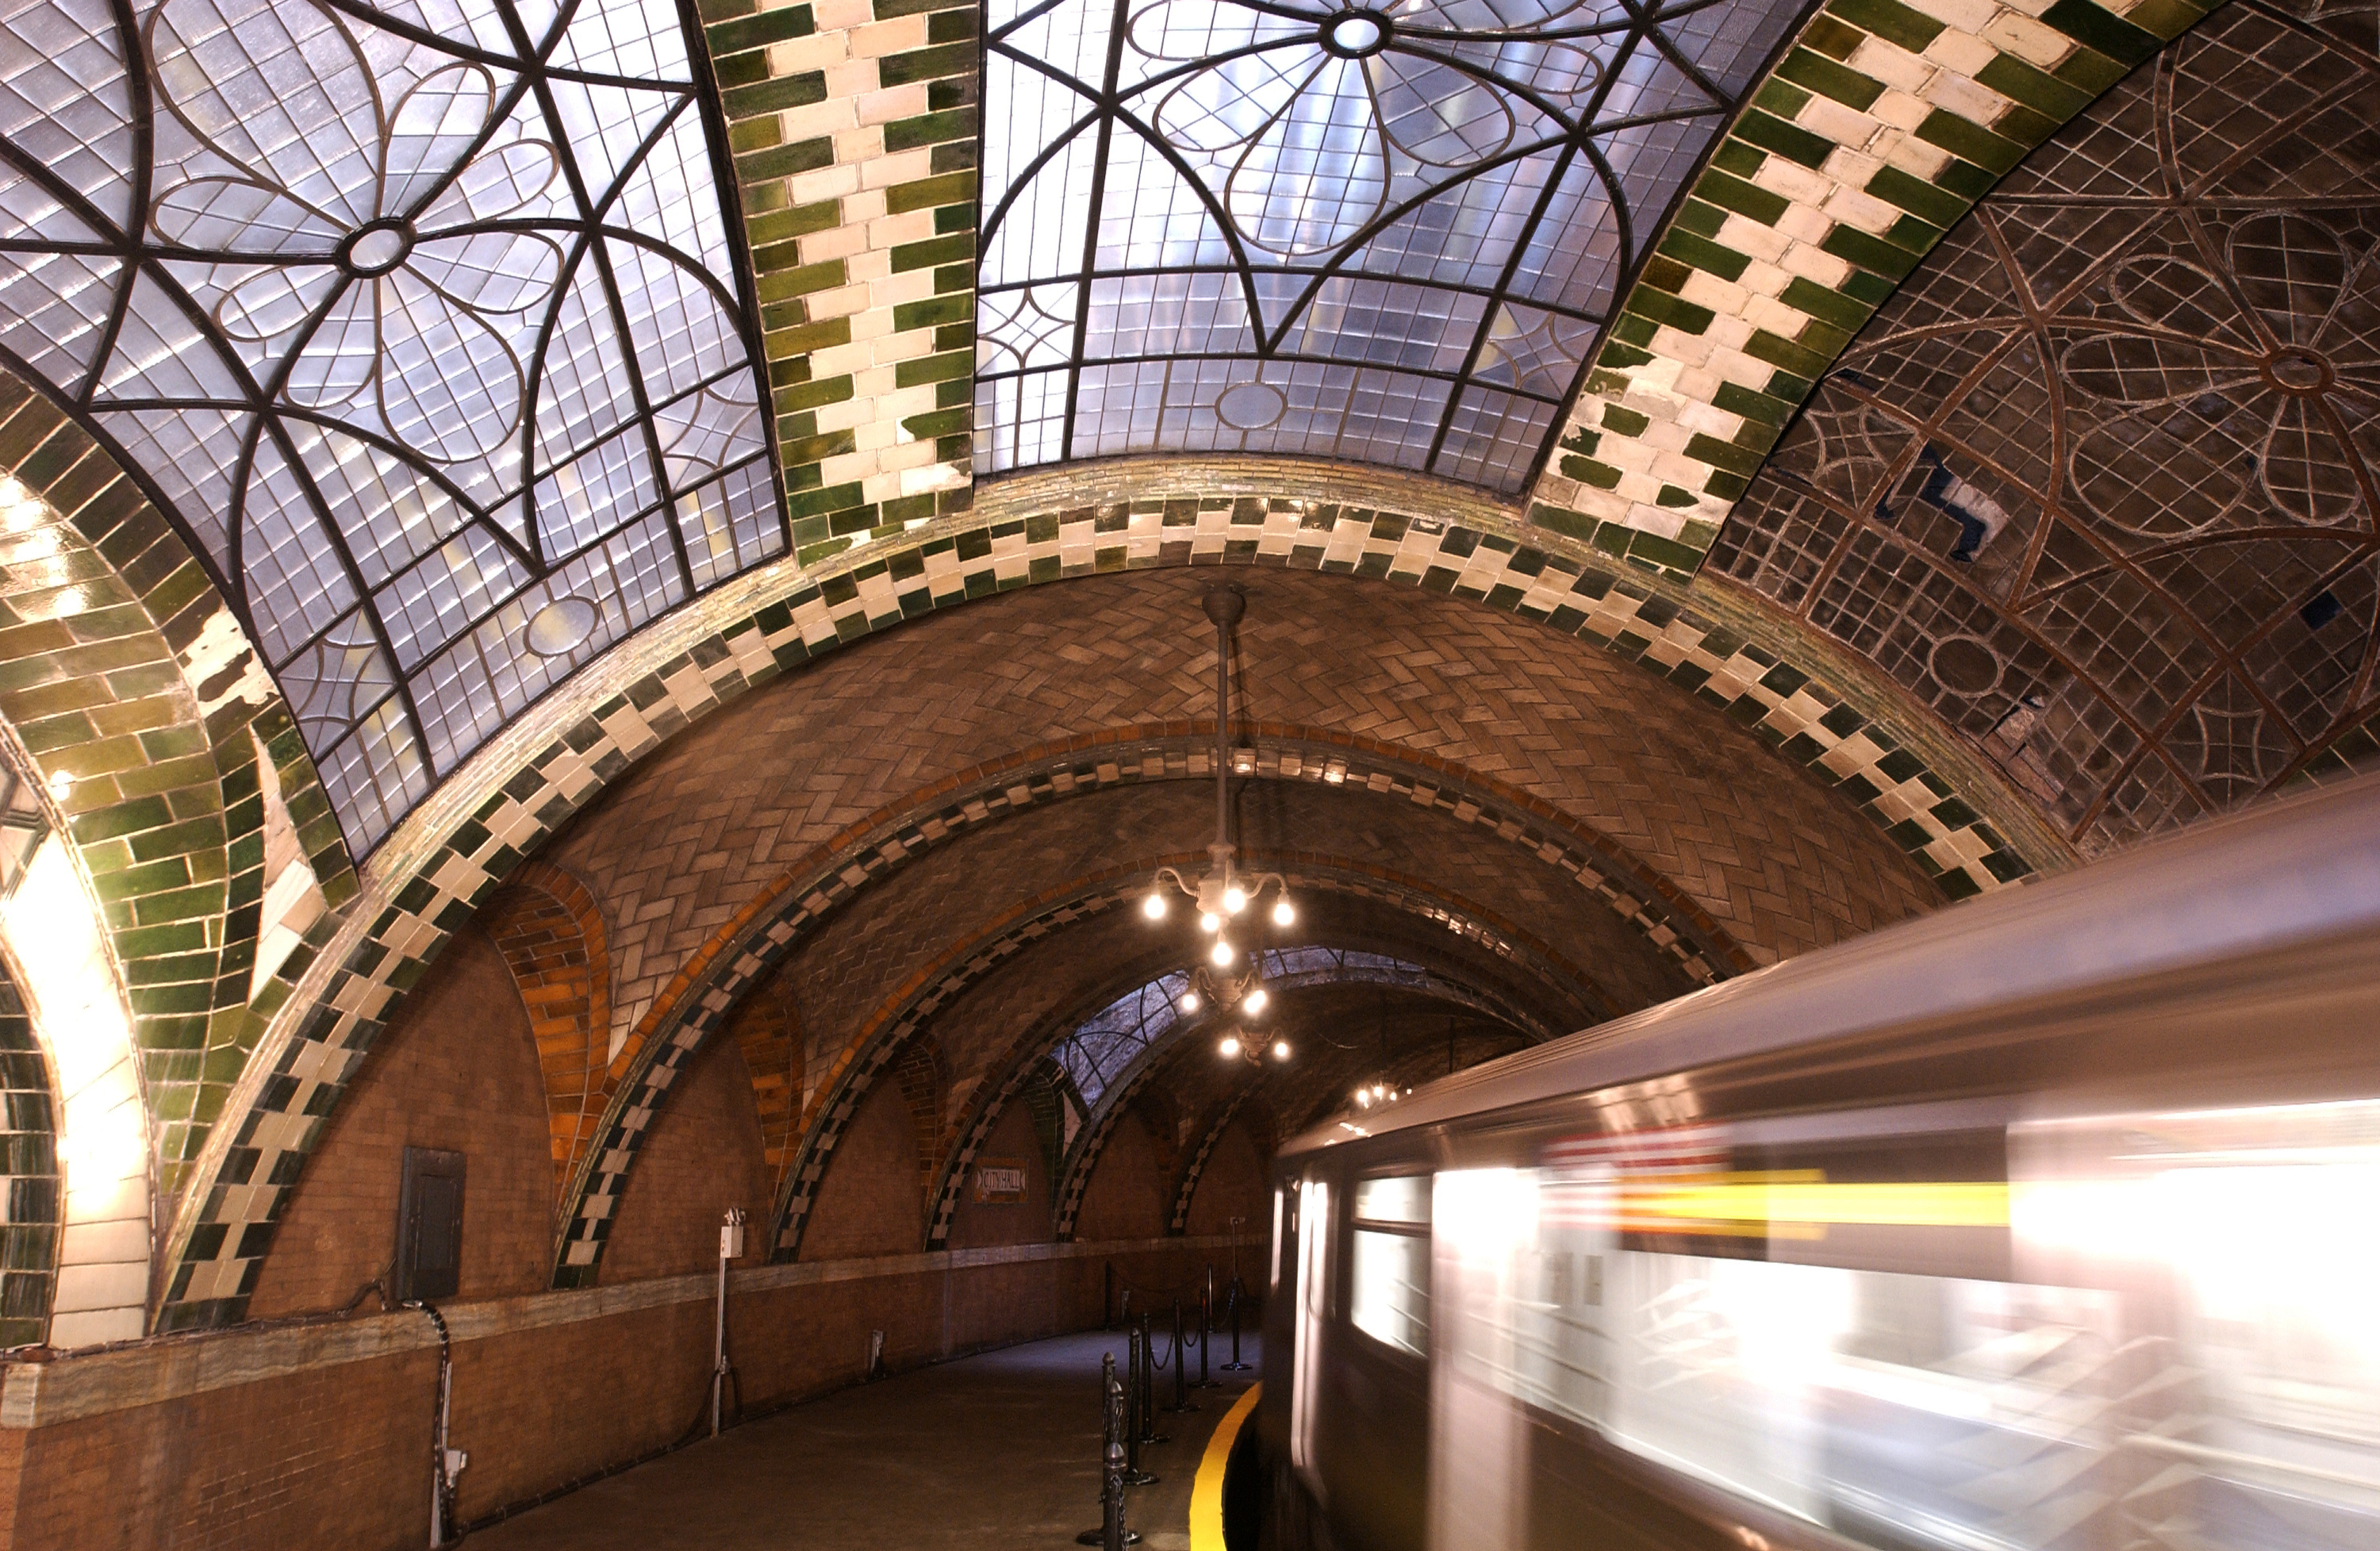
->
{"left": 1190, "top": 1383, "right": 1262, "bottom": 1551}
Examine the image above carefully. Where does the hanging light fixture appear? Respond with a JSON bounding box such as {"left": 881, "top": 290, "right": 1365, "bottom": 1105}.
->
{"left": 1138, "top": 584, "right": 1299, "bottom": 1062}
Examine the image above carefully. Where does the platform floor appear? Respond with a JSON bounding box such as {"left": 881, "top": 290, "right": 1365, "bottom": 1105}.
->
{"left": 471, "top": 1328, "right": 1262, "bottom": 1550}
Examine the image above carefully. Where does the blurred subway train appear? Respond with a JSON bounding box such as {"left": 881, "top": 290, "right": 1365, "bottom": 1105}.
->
{"left": 1257, "top": 774, "right": 2380, "bottom": 1551}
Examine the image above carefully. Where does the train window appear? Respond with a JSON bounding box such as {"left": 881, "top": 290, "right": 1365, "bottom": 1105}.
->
{"left": 1349, "top": 1173, "right": 1430, "bottom": 1357}
{"left": 1349, "top": 1228, "right": 1428, "bottom": 1357}
{"left": 1353, "top": 1173, "right": 1430, "bottom": 1227}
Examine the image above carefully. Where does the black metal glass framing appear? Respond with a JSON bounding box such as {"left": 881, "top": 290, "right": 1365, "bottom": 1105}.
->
{"left": 0, "top": 0, "right": 785, "bottom": 852}
{"left": 975, "top": 0, "right": 1802, "bottom": 491}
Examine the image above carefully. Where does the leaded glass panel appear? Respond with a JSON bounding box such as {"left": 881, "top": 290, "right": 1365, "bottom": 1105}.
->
{"left": 976, "top": 0, "right": 1804, "bottom": 489}
{"left": 0, "top": 0, "right": 782, "bottom": 852}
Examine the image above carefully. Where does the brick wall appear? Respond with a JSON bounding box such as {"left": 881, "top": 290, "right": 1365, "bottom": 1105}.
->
{"left": 942, "top": 1096, "right": 1050, "bottom": 1251}
{"left": 0, "top": 1234, "right": 1242, "bottom": 1549}
{"left": 246, "top": 927, "right": 551, "bottom": 1319}
{"left": 1073, "top": 1110, "right": 1166, "bottom": 1245}
{"left": 796, "top": 1077, "right": 921, "bottom": 1259}
{"left": 599, "top": 1035, "right": 772, "bottom": 1282}
{"left": 1183, "top": 1123, "right": 1268, "bottom": 1239}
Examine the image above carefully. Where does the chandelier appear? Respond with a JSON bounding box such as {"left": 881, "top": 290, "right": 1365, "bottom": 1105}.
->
{"left": 1142, "top": 585, "right": 1294, "bottom": 1065}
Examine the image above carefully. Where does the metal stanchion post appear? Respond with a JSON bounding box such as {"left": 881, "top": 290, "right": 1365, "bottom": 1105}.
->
{"left": 1194, "top": 1269, "right": 1215, "bottom": 1388}
{"left": 1221, "top": 1278, "right": 1251, "bottom": 1372}
{"left": 1119, "top": 1287, "right": 1131, "bottom": 1335}
{"left": 1164, "top": 1298, "right": 1197, "bottom": 1413}
{"left": 1124, "top": 1327, "right": 1157, "bottom": 1486}
{"left": 1077, "top": 1353, "right": 1141, "bottom": 1547}
{"left": 1136, "top": 1311, "right": 1169, "bottom": 1445}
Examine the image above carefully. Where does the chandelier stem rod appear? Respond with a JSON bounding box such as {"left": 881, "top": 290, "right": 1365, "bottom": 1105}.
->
{"left": 1202, "top": 585, "right": 1245, "bottom": 880}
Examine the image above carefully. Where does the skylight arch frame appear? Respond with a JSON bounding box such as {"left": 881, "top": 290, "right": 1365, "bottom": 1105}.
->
{"left": 974, "top": 0, "right": 1809, "bottom": 489}
{"left": 0, "top": 0, "right": 786, "bottom": 854}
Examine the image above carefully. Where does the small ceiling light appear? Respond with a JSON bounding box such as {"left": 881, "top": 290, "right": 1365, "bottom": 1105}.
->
{"left": 1217, "top": 1035, "right": 1242, "bottom": 1059}
{"left": 1271, "top": 897, "right": 1295, "bottom": 927}
{"left": 1199, "top": 911, "right": 1220, "bottom": 934}
{"left": 1223, "top": 885, "right": 1247, "bottom": 914}
{"left": 1210, "top": 939, "right": 1234, "bottom": 967}
{"left": 1142, "top": 892, "right": 1168, "bottom": 920}
{"left": 1271, "top": 1040, "right": 1291, "bottom": 1061}
{"left": 1178, "top": 989, "right": 1200, "bottom": 1012}
{"left": 1243, "top": 987, "right": 1268, "bottom": 1015}
{"left": 1355, "top": 1089, "right": 1372, "bottom": 1108}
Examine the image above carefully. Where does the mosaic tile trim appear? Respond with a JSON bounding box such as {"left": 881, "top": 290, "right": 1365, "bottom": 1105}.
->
{"left": 1046, "top": 960, "right": 1530, "bottom": 1243}
{"left": 160, "top": 481, "right": 2045, "bottom": 1326}
{"left": 0, "top": 383, "right": 355, "bottom": 1198}
{"left": 1165, "top": 1092, "right": 1252, "bottom": 1238}
{"left": 1526, "top": 0, "right": 2220, "bottom": 567}
{"left": 0, "top": 963, "right": 57, "bottom": 1349}
{"left": 702, "top": 0, "right": 981, "bottom": 547}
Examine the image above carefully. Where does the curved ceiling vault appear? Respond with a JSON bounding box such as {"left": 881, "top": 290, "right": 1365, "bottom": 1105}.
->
{"left": 0, "top": 0, "right": 2354, "bottom": 1336}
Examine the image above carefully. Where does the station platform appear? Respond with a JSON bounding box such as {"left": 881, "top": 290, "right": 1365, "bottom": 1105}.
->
{"left": 470, "top": 1329, "right": 1263, "bottom": 1550}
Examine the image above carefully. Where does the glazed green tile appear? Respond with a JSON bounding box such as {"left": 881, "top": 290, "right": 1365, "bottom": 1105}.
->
{"left": 1825, "top": 0, "right": 1944, "bottom": 54}
{"left": 1974, "top": 53, "right": 2093, "bottom": 119}
{"left": 1823, "top": 223, "right": 1922, "bottom": 280}
{"left": 704, "top": 2, "right": 813, "bottom": 54}
{"left": 737, "top": 136, "right": 834, "bottom": 182}
{"left": 1775, "top": 47, "right": 1885, "bottom": 110}
{"left": 885, "top": 168, "right": 977, "bottom": 213}
{"left": 1916, "top": 109, "right": 2027, "bottom": 175}
{"left": 1560, "top": 455, "right": 1623, "bottom": 489}
{"left": 890, "top": 231, "right": 973, "bottom": 271}
{"left": 1610, "top": 311, "right": 1658, "bottom": 347}
{"left": 1710, "top": 138, "right": 1766, "bottom": 178}
{"left": 884, "top": 106, "right": 976, "bottom": 152}
{"left": 723, "top": 71, "right": 827, "bottom": 117}
{"left": 1713, "top": 379, "right": 1798, "bottom": 428}
{"left": 893, "top": 347, "right": 972, "bottom": 388}
{"left": 1658, "top": 228, "right": 1752, "bottom": 282}
{"left": 1683, "top": 432, "right": 1766, "bottom": 477}
{"left": 1744, "top": 328, "right": 1832, "bottom": 378}
{"left": 877, "top": 40, "right": 976, "bottom": 87}
{"left": 1697, "top": 168, "right": 1790, "bottom": 225}
{"left": 2040, "top": 0, "right": 2162, "bottom": 63}
{"left": 1863, "top": 163, "right": 1967, "bottom": 228}
{"left": 2052, "top": 44, "right": 2130, "bottom": 94}
{"left": 727, "top": 116, "right": 783, "bottom": 155}
{"left": 1600, "top": 404, "right": 1651, "bottom": 436}
{"left": 1675, "top": 198, "right": 1729, "bottom": 237}
{"left": 1736, "top": 107, "right": 1835, "bottom": 169}
{"left": 1628, "top": 287, "right": 1717, "bottom": 335}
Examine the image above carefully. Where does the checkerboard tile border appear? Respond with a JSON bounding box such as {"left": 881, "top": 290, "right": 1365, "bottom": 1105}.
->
{"left": 1166, "top": 1092, "right": 1253, "bottom": 1238}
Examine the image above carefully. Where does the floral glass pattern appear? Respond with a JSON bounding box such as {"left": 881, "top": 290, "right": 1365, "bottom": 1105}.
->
{"left": 975, "top": 0, "right": 1802, "bottom": 491}
{"left": 1710, "top": 0, "right": 2380, "bottom": 856}
{"left": 0, "top": 0, "right": 782, "bottom": 852}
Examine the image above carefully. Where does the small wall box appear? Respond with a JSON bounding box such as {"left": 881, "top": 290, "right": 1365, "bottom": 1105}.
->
{"left": 396, "top": 1146, "right": 466, "bottom": 1302}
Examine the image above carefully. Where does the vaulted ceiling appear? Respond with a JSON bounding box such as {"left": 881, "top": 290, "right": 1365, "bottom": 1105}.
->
{"left": 0, "top": 0, "right": 2375, "bottom": 1334}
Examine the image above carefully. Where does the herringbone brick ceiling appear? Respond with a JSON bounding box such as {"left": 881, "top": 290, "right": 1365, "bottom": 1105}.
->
{"left": 543, "top": 566, "right": 1940, "bottom": 1077}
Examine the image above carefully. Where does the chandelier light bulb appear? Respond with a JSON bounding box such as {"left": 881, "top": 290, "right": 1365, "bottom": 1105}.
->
{"left": 1243, "top": 986, "right": 1268, "bottom": 1015}
{"left": 1178, "top": 990, "right": 1200, "bottom": 1013}
{"left": 1271, "top": 1040, "right": 1291, "bottom": 1061}
{"left": 1199, "top": 911, "right": 1220, "bottom": 934}
{"left": 1210, "top": 939, "right": 1234, "bottom": 967}
{"left": 1272, "top": 897, "right": 1295, "bottom": 926}
{"left": 1223, "top": 885, "right": 1247, "bottom": 914}
{"left": 1355, "top": 1089, "right": 1371, "bottom": 1108}
{"left": 1218, "top": 1035, "right": 1242, "bottom": 1059}
{"left": 1142, "top": 892, "right": 1167, "bottom": 920}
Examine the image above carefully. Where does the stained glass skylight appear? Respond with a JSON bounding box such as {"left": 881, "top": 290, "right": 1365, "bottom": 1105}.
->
{"left": 977, "top": 0, "right": 1802, "bottom": 490}
{"left": 0, "top": 0, "right": 783, "bottom": 851}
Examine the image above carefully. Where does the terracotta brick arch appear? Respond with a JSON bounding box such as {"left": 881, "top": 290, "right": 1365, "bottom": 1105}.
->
{"left": 480, "top": 862, "right": 612, "bottom": 1204}
{"left": 750, "top": 851, "right": 1591, "bottom": 1268}
{"left": 168, "top": 474, "right": 2036, "bottom": 1324}
{"left": 923, "top": 917, "right": 1553, "bottom": 1253}
{"left": 528, "top": 723, "right": 1749, "bottom": 1281}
